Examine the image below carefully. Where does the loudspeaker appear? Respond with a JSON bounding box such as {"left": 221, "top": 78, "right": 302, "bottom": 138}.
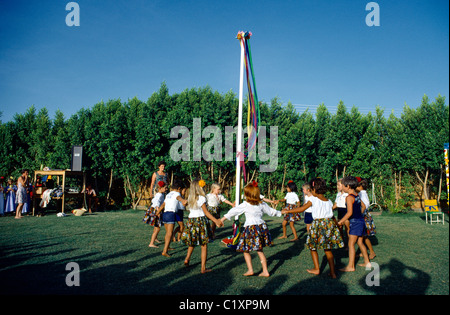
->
{"left": 71, "top": 145, "right": 83, "bottom": 171}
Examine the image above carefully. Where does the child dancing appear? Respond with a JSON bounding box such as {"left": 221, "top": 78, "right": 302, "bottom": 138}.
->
{"left": 276, "top": 180, "right": 301, "bottom": 241}
{"left": 282, "top": 177, "right": 344, "bottom": 278}
{"left": 143, "top": 181, "right": 166, "bottom": 248}
{"left": 220, "top": 182, "right": 282, "bottom": 277}
{"left": 181, "top": 179, "right": 222, "bottom": 273}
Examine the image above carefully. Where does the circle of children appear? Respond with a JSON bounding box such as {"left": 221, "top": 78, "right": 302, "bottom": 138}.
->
{"left": 143, "top": 174, "right": 377, "bottom": 278}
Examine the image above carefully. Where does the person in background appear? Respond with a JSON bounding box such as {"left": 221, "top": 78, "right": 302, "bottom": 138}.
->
{"left": 82, "top": 183, "right": 99, "bottom": 213}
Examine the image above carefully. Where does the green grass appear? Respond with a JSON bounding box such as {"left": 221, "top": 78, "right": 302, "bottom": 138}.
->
{"left": 0, "top": 210, "right": 448, "bottom": 295}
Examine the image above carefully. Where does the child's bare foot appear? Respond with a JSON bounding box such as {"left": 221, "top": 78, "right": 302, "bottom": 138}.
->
{"left": 369, "top": 253, "right": 376, "bottom": 260}
{"left": 328, "top": 272, "right": 337, "bottom": 279}
{"left": 201, "top": 268, "right": 212, "bottom": 274}
{"left": 277, "top": 236, "right": 287, "bottom": 239}
{"left": 306, "top": 268, "right": 320, "bottom": 275}
{"left": 258, "top": 272, "right": 270, "bottom": 277}
{"left": 149, "top": 244, "right": 159, "bottom": 248}
{"left": 290, "top": 238, "right": 298, "bottom": 242}
{"left": 339, "top": 266, "right": 355, "bottom": 272}
{"left": 155, "top": 239, "right": 161, "bottom": 244}
{"left": 358, "top": 262, "right": 372, "bottom": 268}
{"left": 243, "top": 271, "right": 254, "bottom": 276}
{"left": 161, "top": 252, "right": 171, "bottom": 257}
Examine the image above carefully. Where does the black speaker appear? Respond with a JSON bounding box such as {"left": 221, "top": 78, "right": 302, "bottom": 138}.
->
{"left": 71, "top": 145, "right": 83, "bottom": 171}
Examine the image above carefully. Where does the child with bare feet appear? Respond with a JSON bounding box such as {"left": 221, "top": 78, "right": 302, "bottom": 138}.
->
{"left": 301, "top": 182, "right": 314, "bottom": 233}
{"left": 282, "top": 177, "right": 344, "bottom": 278}
{"left": 220, "top": 181, "right": 282, "bottom": 277}
{"left": 338, "top": 176, "right": 371, "bottom": 272}
{"left": 181, "top": 179, "right": 222, "bottom": 273}
{"left": 356, "top": 177, "right": 377, "bottom": 260}
{"left": 156, "top": 180, "right": 188, "bottom": 257}
{"left": 276, "top": 181, "right": 301, "bottom": 241}
{"left": 144, "top": 181, "right": 167, "bottom": 248}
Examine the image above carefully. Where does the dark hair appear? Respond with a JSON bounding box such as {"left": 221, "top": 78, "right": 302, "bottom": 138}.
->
{"left": 22, "top": 169, "right": 29, "bottom": 174}
{"left": 342, "top": 176, "right": 359, "bottom": 190}
{"left": 358, "top": 178, "right": 369, "bottom": 190}
{"left": 309, "top": 177, "right": 328, "bottom": 194}
{"left": 171, "top": 179, "right": 182, "bottom": 190}
{"left": 286, "top": 181, "right": 297, "bottom": 192}
{"left": 158, "top": 161, "right": 166, "bottom": 167}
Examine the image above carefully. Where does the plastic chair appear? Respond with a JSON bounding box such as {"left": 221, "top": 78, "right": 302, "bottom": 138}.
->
{"left": 424, "top": 199, "right": 444, "bottom": 225}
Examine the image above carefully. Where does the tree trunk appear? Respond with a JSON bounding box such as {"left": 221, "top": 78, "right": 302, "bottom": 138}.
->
{"left": 415, "top": 169, "right": 430, "bottom": 201}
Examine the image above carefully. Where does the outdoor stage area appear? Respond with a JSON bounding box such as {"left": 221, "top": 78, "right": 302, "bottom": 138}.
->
{"left": 0, "top": 209, "right": 448, "bottom": 296}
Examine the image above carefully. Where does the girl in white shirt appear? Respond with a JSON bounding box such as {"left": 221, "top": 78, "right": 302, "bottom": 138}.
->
{"left": 143, "top": 181, "right": 167, "bottom": 248}
{"left": 156, "top": 180, "right": 188, "bottom": 257}
{"left": 181, "top": 179, "right": 223, "bottom": 273}
{"left": 356, "top": 178, "right": 376, "bottom": 259}
{"left": 302, "top": 183, "right": 314, "bottom": 232}
{"left": 206, "top": 183, "right": 235, "bottom": 239}
{"left": 282, "top": 177, "right": 344, "bottom": 278}
{"left": 275, "top": 181, "right": 301, "bottom": 241}
{"left": 220, "top": 182, "right": 282, "bottom": 277}
{"left": 333, "top": 179, "right": 349, "bottom": 240}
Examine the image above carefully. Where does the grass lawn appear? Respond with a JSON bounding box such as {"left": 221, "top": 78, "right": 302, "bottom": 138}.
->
{"left": 0, "top": 209, "right": 448, "bottom": 295}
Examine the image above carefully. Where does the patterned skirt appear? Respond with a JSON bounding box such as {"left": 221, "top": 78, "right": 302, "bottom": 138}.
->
{"left": 364, "top": 211, "right": 376, "bottom": 236}
{"left": 283, "top": 204, "right": 301, "bottom": 222}
{"left": 207, "top": 205, "right": 220, "bottom": 219}
{"left": 306, "top": 218, "right": 344, "bottom": 251}
{"left": 143, "top": 207, "right": 161, "bottom": 227}
{"left": 181, "top": 216, "right": 212, "bottom": 246}
{"left": 236, "top": 223, "right": 272, "bottom": 252}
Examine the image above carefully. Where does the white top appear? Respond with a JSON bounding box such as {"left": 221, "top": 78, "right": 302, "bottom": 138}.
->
{"left": 223, "top": 201, "right": 282, "bottom": 227}
{"left": 335, "top": 191, "right": 348, "bottom": 208}
{"left": 309, "top": 196, "right": 334, "bottom": 219}
{"left": 151, "top": 192, "right": 165, "bottom": 208}
{"left": 187, "top": 195, "right": 207, "bottom": 218}
{"left": 206, "top": 193, "right": 226, "bottom": 207}
{"left": 359, "top": 190, "right": 370, "bottom": 210}
{"left": 304, "top": 194, "right": 313, "bottom": 213}
{"left": 164, "top": 191, "right": 181, "bottom": 212}
{"left": 285, "top": 192, "right": 299, "bottom": 205}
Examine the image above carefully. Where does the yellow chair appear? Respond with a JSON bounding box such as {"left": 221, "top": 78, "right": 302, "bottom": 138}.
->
{"left": 424, "top": 200, "right": 444, "bottom": 225}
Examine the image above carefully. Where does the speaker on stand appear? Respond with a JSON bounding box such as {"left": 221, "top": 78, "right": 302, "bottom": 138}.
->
{"left": 71, "top": 145, "right": 83, "bottom": 171}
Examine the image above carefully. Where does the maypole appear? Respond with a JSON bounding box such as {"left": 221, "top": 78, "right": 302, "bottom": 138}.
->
{"left": 235, "top": 31, "right": 246, "bottom": 207}
{"left": 223, "top": 31, "right": 260, "bottom": 248}
{"left": 235, "top": 30, "right": 260, "bottom": 205}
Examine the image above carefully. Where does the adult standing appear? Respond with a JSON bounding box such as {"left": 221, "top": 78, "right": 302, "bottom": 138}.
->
{"left": 15, "top": 169, "right": 29, "bottom": 219}
{"left": 149, "top": 161, "right": 168, "bottom": 198}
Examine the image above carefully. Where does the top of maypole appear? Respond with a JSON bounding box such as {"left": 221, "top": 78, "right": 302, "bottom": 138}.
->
{"left": 236, "top": 31, "right": 252, "bottom": 40}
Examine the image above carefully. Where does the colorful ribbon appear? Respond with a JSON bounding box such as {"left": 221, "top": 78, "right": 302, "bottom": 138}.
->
{"left": 236, "top": 31, "right": 260, "bottom": 182}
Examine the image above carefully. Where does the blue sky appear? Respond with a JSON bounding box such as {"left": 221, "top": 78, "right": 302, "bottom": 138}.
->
{"left": 0, "top": 0, "right": 448, "bottom": 122}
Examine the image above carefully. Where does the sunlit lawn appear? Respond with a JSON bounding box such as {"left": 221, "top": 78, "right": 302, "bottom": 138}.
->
{"left": 0, "top": 209, "right": 448, "bottom": 295}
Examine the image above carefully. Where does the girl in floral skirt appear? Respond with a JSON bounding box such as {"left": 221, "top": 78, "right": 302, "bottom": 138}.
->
{"left": 206, "top": 183, "right": 235, "bottom": 239}
{"left": 275, "top": 180, "right": 301, "bottom": 241}
{"left": 220, "top": 182, "right": 282, "bottom": 277}
{"left": 282, "top": 177, "right": 344, "bottom": 278}
{"left": 181, "top": 179, "right": 223, "bottom": 273}
{"left": 143, "top": 181, "right": 167, "bottom": 248}
{"left": 356, "top": 177, "right": 376, "bottom": 259}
